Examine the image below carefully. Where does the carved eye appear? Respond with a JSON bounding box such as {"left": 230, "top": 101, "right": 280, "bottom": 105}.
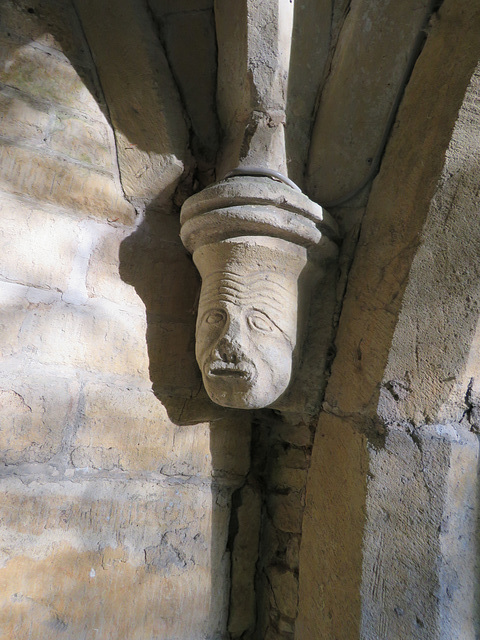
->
{"left": 248, "top": 313, "right": 275, "bottom": 333}
{"left": 204, "top": 310, "right": 226, "bottom": 325}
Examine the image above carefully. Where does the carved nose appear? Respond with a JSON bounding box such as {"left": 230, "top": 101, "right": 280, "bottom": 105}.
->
{"left": 215, "top": 334, "right": 241, "bottom": 364}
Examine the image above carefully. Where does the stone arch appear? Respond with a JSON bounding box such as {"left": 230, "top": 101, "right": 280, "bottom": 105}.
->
{"left": 297, "top": 1, "right": 480, "bottom": 637}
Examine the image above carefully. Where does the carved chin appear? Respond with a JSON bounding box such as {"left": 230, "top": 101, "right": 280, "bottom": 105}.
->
{"left": 203, "top": 362, "right": 255, "bottom": 407}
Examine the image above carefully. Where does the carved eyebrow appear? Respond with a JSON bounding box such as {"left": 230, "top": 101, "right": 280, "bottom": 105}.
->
{"left": 198, "top": 307, "right": 227, "bottom": 324}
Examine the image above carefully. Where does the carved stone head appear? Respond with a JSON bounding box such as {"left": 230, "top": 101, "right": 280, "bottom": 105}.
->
{"left": 180, "top": 175, "right": 338, "bottom": 410}
{"left": 193, "top": 237, "right": 307, "bottom": 409}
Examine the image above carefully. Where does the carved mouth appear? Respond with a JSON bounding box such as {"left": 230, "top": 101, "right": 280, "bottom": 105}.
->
{"left": 207, "top": 364, "right": 252, "bottom": 381}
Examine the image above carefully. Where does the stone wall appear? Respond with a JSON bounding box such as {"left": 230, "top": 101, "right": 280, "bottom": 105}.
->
{"left": 297, "top": 1, "right": 480, "bottom": 638}
{"left": 1, "top": 0, "right": 480, "bottom": 638}
{"left": 0, "top": 1, "right": 250, "bottom": 638}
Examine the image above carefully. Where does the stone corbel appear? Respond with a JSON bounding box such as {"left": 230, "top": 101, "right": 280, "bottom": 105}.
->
{"left": 180, "top": 0, "right": 339, "bottom": 410}
{"left": 180, "top": 171, "right": 338, "bottom": 409}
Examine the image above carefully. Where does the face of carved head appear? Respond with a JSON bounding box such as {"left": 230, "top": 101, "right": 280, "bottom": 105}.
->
{"left": 195, "top": 269, "right": 298, "bottom": 409}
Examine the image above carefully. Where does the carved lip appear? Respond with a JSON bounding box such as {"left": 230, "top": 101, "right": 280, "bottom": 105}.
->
{"left": 206, "top": 363, "right": 253, "bottom": 382}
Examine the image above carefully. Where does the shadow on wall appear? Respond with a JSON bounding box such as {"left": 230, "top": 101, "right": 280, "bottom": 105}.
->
{"left": 118, "top": 192, "right": 219, "bottom": 424}
{"left": 0, "top": 1, "right": 252, "bottom": 637}
{"left": 118, "top": 194, "right": 254, "bottom": 639}
{"left": 0, "top": 0, "right": 233, "bottom": 425}
{"left": 0, "top": 1, "right": 110, "bottom": 126}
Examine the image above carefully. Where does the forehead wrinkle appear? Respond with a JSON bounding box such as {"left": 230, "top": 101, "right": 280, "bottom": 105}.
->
{"left": 200, "top": 287, "right": 291, "bottom": 309}
{"left": 202, "top": 280, "right": 244, "bottom": 296}
{"left": 202, "top": 280, "right": 294, "bottom": 298}
{"left": 203, "top": 270, "right": 294, "bottom": 295}
{"left": 200, "top": 278, "right": 298, "bottom": 322}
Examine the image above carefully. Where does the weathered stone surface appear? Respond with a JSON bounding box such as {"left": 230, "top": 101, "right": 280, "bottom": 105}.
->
{"left": 116, "top": 213, "right": 199, "bottom": 319}
{"left": 0, "top": 194, "right": 81, "bottom": 291}
{"left": 382, "top": 63, "right": 480, "bottom": 427}
{"left": 209, "top": 417, "right": 252, "bottom": 479}
{"left": 0, "top": 87, "right": 50, "bottom": 145}
{"left": 16, "top": 300, "right": 149, "bottom": 378}
{"left": 215, "top": 0, "right": 295, "bottom": 175}
{"left": 0, "top": 145, "right": 134, "bottom": 224}
{"left": 2, "top": 0, "right": 480, "bottom": 637}
{"left": 112, "top": 209, "right": 198, "bottom": 401}
{"left": 180, "top": 174, "right": 337, "bottom": 410}
{"left": 0, "top": 2, "right": 249, "bottom": 639}
{"left": 147, "top": 319, "right": 200, "bottom": 395}
{"left": 74, "top": 0, "right": 190, "bottom": 203}
{"left": 360, "top": 424, "right": 480, "bottom": 640}
{"left": 161, "top": 7, "right": 219, "bottom": 178}
{"left": 321, "top": 2, "right": 480, "bottom": 420}
{"left": 0, "top": 477, "right": 230, "bottom": 640}
{"left": 0, "top": 374, "right": 79, "bottom": 465}
{"left": 306, "top": 0, "right": 435, "bottom": 206}
{"left": 0, "top": 0, "right": 89, "bottom": 61}
{"left": 86, "top": 224, "right": 145, "bottom": 308}
{"left": 0, "top": 37, "right": 103, "bottom": 119}
{"left": 49, "top": 111, "right": 115, "bottom": 169}
{"left": 274, "top": 418, "right": 312, "bottom": 448}
{"left": 285, "top": 0, "right": 332, "bottom": 187}
{"left": 228, "top": 482, "right": 261, "bottom": 637}
{"left": 297, "top": 2, "right": 480, "bottom": 638}
{"left": 296, "top": 413, "right": 367, "bottom": 640}
{"left": 268, "top": 491, "right": 304, "bottom": 535}
{"left": 268, "top": 566, "right": 298, "bottom": 620}
{"left": 72, "top": 382, "right": 211, "bottom": 476}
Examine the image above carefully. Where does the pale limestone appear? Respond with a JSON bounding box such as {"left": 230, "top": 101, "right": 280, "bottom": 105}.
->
{"left": 17, "top": 300, "right": 150, "bottom": 378}
{"left": 0, "top": 0, "right": 89, "bottom": 60}
{"left": 87, "top": 219, "right": 198, "bottom": 316}
{"left": 0, "top": 478, "right": 229, "bottom": 640}
{"left": 162, "top": 8, "right": 219, "bottom": 175}
{"left": 307, "top": 0, "right": 434, "bottom": 205}
{"left": 285, "top": 0, "right": 332, "bottom": 187}
{"left": 0, "top": 281, "right": 32, "bottom": 358}
{"left": 296, "top": 413, "right": 366, "bottom": 640}
{"left": 0, "top": 37, "right": 103, "bottom": 119}
{"left": 215, "top": 0, "right": 294, "bottom": 175}
{"left": 49, "top": 112, "right": 115, "bottom": 169}
{"left": 85, "top": 224, "right": 145, "bottom": 308}
{"left": 3, "top": 0, "right": 480, "bottom": 636}
{"left": 180, "top": 174, "right": 337, "bottom": 409}
{"left": 72, "top": 382, "right": 211, "bottom": 476}
{"left": 0, "top": 3, "right": 242, "bottom": 640}
{"left": 297, "top": 2, "right": 480, "bottom": 637}
{"left": 0, "top": 195, "right": 81, "bottom": 291}
{"left": 0, "top": 375, "right": 79, "bottom": 464}
{"left": 0, "top": 89, "right": 50, "bottom": 144}
{"left": 0, "top": 145, "right": 135, "bottom": 224}
{"left": 193, "top": 237, "right": 306, "bottom": 409}
{"left": 383, "top": 63, "right": 480, "bottom": 427}
{"left": 74, "top": 0, "right": 190, "bottom": 203}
